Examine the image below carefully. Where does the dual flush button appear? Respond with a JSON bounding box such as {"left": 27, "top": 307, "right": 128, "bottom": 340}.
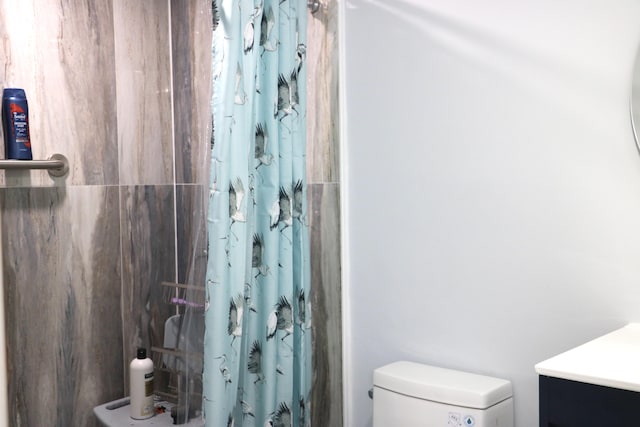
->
{"left": 448, "top": 412, "right": 475, "bottom": 426}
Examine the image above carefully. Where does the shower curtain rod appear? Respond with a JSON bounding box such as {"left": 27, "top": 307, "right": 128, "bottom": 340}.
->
{"left": 308, "top": 0, "right": 320, "bottom": 13}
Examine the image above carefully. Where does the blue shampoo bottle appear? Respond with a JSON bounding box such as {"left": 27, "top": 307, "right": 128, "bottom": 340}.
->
{"left": 2, "top": 88, "right": 33, "bottom": 160}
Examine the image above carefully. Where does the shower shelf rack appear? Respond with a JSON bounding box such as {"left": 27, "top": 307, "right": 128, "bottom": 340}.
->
{"left": 0, "top": 153, "right": 69, "bottom": 177}
{"left": 161, "top": 281, "right": 206, "bottom": 309}
{"left": 150, "top": 345, "right": 204, "bottom": 403}
{"left": 152, "top": 281, "right": 205, "bottom": 406}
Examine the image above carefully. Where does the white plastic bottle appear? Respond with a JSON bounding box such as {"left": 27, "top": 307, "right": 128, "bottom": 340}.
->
{"left": 129, "top": 347, "right": 154, "bottom": 419}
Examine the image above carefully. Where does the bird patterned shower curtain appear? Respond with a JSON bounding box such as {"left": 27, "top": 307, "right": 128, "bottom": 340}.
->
{"left": 203, "top": 0, "right": 311, "bottom": 426}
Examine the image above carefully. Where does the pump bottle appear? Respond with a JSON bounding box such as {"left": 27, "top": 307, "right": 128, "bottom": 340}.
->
{"left": 130, "top": 348, "right": 154, "bottom": 419}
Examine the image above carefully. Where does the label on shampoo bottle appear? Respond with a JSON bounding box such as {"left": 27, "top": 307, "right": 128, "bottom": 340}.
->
{"left": 144, "top": 371, "right": 154, "bottom": 397}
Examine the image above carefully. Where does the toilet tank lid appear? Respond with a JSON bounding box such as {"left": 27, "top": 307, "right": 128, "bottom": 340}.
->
{"left": 373, "top": 361, "right": 513, "bottom": 409}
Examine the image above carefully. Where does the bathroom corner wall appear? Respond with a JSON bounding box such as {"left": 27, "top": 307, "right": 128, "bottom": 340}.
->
{"left": 343, "top": 1, "right": 640, "bottom": 426}
{"left": 306, "top": 0, "right": 343, "bottom": 425}
{"left": 170, "top": 0, "right": 211, "bottom": 287}
{"left": 0, "top": 1, "right": 211, "bottom": 425}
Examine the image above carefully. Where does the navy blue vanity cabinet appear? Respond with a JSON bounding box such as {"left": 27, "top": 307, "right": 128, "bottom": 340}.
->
{"left": 539, "top": 374, "right": 640, "bottom": 426}
{"left": 535, "top": 324, "right": 640, "bottom": 427}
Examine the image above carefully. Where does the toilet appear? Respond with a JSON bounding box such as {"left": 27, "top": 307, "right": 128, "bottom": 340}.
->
{"left": 373, "top": 361, "right": 514, "bottom": 427}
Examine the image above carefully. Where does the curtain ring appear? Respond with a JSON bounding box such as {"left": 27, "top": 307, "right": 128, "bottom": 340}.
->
{"left": 308, "top": 0, "right": 320, "bottom": 14}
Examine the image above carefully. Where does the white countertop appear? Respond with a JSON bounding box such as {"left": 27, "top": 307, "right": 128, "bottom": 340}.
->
{"left": 535, "top": 323, "right": 640, "bottom": 392}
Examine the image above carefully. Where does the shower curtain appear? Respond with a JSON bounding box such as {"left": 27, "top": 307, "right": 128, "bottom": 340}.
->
{"left": 203, "top": 0, "right": 311, "bottom": 426}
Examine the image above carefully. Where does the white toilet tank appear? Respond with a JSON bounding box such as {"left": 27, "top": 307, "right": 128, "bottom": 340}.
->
{"left": 373, "top": 361, "right": 513, "bottom": 427}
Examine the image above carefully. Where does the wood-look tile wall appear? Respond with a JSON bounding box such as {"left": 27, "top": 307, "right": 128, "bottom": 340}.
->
{"left": 0, "top": 187, "right": 122, "bottom": 427}
{"left": 0, "top": 1, "right": 211, "bottom": 425}
{"left": 0, "top": 0, "right": 341, "bottom": 425}
{"left": 307, "top": 0, "right": 343, "bottom": 425}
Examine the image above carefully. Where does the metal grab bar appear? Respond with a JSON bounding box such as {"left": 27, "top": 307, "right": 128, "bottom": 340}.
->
{"left": 0, "top": 153, "right": 69, "bottom": 177}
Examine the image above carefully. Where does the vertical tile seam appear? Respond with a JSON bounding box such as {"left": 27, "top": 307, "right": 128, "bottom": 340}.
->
{"left": 113, "top": 0, "right": 127, "bottom": 391}
{"left": 168, "top": 0, "right": 179, "bottom": 294}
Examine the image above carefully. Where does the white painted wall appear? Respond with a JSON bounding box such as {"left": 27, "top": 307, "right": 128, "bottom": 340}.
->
{"left": 340, "top": 1, "right": 640, "bottom": 426}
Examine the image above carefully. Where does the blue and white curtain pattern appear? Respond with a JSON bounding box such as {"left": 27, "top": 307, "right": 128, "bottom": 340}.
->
{"left": 203, "top": 0, "right": 311, "bottom": 426}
